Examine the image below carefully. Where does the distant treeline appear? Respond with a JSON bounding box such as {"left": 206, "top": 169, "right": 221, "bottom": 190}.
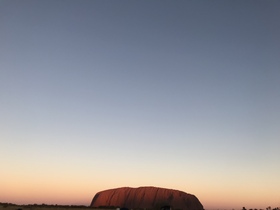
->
{"left": 242, "top": 207, "right": 279, "bottom": 210}
{"left": 0, "top": 203, "right": 92, "bottom": 208}
{"left": 1, "top": 203, "right": 280, "bottom": 210}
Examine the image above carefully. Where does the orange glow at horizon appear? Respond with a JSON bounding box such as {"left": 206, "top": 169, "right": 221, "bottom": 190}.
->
{"left": 2, "top": 178, "right": 280, "bottom": 209}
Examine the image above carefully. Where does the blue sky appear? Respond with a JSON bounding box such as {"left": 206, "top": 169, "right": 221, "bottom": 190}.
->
{"left": 1, "top": 1, "right": 280, "bottom": 209}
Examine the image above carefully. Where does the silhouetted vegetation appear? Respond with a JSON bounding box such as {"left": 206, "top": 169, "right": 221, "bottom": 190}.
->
{"left": 0, "top": 203, "right": 279, "bottom": 210}
{"left": 241, "top": 207, "right": 279, "bottom": 210}
{"left": 0, "top": 203, "right": 94, "bottom": 209}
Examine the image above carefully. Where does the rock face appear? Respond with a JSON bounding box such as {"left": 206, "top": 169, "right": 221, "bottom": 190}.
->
{"left": 90, "top": 186, "right": 204, "bottom": 210}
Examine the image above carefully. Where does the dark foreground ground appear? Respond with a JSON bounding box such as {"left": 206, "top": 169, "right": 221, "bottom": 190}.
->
{"left": 1, "top": 203, "right": 279, "bottom": 210}
{"left": 0, "top": 203, "right": 114, "bottom": 210}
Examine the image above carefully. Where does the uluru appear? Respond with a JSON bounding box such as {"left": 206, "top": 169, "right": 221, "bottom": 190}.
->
{"left": 90, "top": 186, "right": 204, "bottom": 210}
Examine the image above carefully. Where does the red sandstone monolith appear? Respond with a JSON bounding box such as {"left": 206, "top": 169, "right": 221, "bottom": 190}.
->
{"left": 90, "top": 186, "right": 204, "bottom": 210}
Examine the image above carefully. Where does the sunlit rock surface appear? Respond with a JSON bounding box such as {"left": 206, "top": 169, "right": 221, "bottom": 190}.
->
{"left": 90, "top": 186, "right": 204, "bottom": 210}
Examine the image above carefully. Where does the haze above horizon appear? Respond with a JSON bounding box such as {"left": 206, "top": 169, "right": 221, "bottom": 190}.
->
{"left": 1, "top": 1, "right": 280, "bottom": 209}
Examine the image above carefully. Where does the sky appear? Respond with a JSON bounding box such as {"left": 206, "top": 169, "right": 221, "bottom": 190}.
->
{"left": 1, "top": 0, "right": 280, "bottom": 209}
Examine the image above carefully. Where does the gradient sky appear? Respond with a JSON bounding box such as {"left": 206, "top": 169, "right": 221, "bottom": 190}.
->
{"left": 1, "top": 1, "right": 280, "bottom": 209}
